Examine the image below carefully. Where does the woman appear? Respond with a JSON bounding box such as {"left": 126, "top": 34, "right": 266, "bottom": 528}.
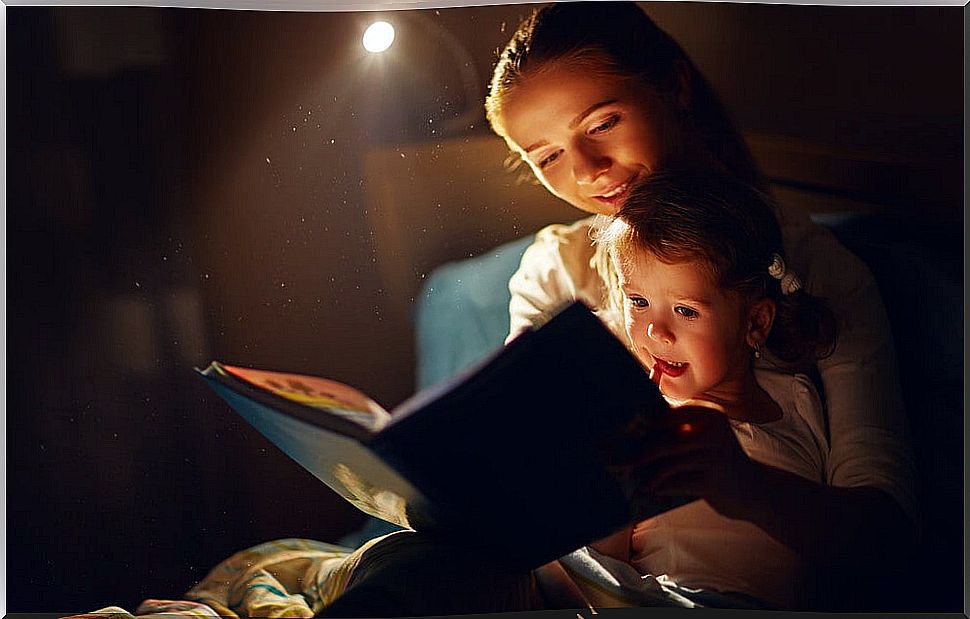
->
{"left": 483, "top": 1, "right": 917, "bottom": 609}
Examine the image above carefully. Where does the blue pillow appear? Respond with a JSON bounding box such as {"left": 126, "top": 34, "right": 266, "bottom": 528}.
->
{"left": 414, "top": 235, "right": 535, "bottom": 390}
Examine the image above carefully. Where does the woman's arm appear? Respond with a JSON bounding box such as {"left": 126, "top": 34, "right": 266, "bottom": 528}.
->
{"left": 723, "top": 455, "right": 918, "bottom": 610}
{"left": 589, "top": 525, "right": 633, "bottom": 563}
{"left": 506, "top": 218, "right": 605, "bottom": 342}
{"left": 781, "top": 212, "right": 919, "bottom": 524}
{"left": 730, "top": 460, "right": 917, "bottom": 567}
{"left": 633, "top": 406, "right": 917, "bottom": 590}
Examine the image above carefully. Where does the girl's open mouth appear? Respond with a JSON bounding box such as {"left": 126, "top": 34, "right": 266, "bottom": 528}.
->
{"left": 652, "top": 355, "right": 688, "bottom": 378}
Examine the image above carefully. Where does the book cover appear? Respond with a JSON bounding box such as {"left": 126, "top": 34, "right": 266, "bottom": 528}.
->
{"left": 197, "top": 301, "right": 681, "bottom": 570}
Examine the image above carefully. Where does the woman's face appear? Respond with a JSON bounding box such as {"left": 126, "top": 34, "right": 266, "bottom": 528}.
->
{"left": 498, "top": 61, "right": 684, "bottom": 216}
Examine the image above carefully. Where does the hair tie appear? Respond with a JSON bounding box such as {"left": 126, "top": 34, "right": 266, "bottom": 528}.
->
{"left": 768, "top": 253, "right": 802, "bottom": 295}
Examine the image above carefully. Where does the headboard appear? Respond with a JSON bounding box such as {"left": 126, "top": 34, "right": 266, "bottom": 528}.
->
{"left": 362, "top": 134, "right": 573, "bottom": 327}
{"left": 361, "top": 130, "right": 959, "bottom": 328}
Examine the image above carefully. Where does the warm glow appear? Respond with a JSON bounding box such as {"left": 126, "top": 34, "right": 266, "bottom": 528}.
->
{"left": 363, "top": 21, "right": 395, "bottom": 53}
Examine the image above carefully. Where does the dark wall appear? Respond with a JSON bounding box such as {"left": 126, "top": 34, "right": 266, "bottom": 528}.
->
{"left": 6, "top": 3, "right": 963, "bottom": 613}
{"left": 8, "top": 6, "right": 537, "bottom": 612}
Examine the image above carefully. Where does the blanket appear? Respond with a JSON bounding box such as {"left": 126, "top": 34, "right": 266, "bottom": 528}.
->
{"left": 66, "top": 536, "right": 763, "bottom": 617}
{"left": 70, "top": 538, "right": 369, "bottom": 618}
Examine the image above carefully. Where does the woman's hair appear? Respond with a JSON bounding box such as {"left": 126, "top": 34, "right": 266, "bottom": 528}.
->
{"left": 485, "top": 1, "right": 765, "bottom": 190}
{"left": 599, "top": 169, "right": 837, "bottom": 364}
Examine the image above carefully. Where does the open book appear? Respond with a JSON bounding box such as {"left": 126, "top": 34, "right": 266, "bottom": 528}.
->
{"left": 197, "top": 301, "right": 688, "bottom": 570}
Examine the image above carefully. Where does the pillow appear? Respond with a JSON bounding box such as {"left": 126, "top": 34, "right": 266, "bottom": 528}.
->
{"left": 414, "top": 235, "right": 534, "bottom": 389}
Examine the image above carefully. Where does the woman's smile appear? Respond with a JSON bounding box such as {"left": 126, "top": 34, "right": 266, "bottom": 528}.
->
{"left": 591, "top": 172, "right": 643, "bottom": 209}
{"left": 495, "top": 59, "right": 681, "bottom": 217}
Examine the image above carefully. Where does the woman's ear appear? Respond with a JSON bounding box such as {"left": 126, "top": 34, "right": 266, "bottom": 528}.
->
{"left": 745, "top": 297, "right": 776, "bottom": 349}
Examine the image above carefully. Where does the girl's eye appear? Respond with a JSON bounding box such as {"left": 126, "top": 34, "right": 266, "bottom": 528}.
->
{"left": 675, "top": 306, "right": 699, "bottom": 319}
{"left": 537, "top": 150, "right": 561, "bottom": 169}
{"left": 627, "top": 295, "right": 648, "bottom": 309}
{"left": 589, "top": 114, "right": 620, "bottom": 135}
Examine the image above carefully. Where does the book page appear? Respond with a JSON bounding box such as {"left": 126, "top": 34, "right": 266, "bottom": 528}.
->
{"left": 204, "top": 376, "right": 429, "bottom": 529}
{"left": 220, "top": 364, "right": 393, "bottom": 432}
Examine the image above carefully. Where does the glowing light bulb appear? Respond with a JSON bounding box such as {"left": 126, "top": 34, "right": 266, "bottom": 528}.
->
{"left": 363, "top": 21, "right": 395, "bottom": 53}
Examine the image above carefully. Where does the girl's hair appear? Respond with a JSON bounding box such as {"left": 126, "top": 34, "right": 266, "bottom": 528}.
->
{"left": 486, "top": 1, "right": 765, "bottom": 191}
{"left": 599, "top": 169, "right": 837, "bottom": 364}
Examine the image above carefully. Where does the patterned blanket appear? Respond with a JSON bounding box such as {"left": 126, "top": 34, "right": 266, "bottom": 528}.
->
{"left": 67, "top": 538, "right": 372, "bottom": 618}
{"left": 65, "top": 536, "right": 764, "bottom": 617}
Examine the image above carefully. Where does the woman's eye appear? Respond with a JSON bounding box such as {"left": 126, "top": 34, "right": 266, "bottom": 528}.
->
{"left": 675, "top": 306, "right": 699, "bottom": 319}
{"left": 537, "top": 150, "right": 561, "bottom": 169}
{"left": 628, "top": 295, "right": 648, "bottom": 309}
{"left": 589, "top": 114, "right": 620, "bottom": 135}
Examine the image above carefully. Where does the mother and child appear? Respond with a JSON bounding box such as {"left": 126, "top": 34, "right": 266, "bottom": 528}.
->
{"left": 169, "top": 2, "right": 920, "bottom": 615}
{"left": 318, "top": 1, "right": 918, "bottom": 613}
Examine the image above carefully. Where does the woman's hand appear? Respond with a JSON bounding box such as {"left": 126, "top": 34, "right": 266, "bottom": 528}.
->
{"left": 600, "top": 404, "right": 768, "bottom": 520}
{"left": 631, "top": 404, "right": 765, "bottom": 518}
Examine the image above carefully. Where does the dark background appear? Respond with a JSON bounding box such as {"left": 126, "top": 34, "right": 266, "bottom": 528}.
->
{"left": 6, "top": 2, "right": 964, "bottom": 613}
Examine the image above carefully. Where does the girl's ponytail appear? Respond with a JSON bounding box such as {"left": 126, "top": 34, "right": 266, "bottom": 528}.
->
{"left": 767, "top": 287, "right": 838, "bottom": 364}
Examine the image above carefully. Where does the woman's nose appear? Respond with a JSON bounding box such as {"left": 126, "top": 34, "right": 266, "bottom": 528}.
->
{"left": 647, "top": 321, "right": 673, "bottom": 344}
{"left": 573, "top": 142, "right": 610, "bottom": 185}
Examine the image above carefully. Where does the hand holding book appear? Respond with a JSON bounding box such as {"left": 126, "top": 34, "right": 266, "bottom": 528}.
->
{"left": 600, "top": 397, "right": 760, "bottom": 523}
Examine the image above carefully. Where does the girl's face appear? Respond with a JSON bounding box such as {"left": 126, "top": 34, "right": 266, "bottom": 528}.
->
{"left": 497, "top": 60, "right": 683, "bottom": 216}
{"left": 616, "top": 246, "right": 755, "bottom": 403}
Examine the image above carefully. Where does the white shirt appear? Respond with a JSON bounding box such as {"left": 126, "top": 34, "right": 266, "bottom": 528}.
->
{"left": 630, "top": 369, "right": 828, "bottom": 609}
{"left": 507, "top": 211, "right": 918, "bottom": 525}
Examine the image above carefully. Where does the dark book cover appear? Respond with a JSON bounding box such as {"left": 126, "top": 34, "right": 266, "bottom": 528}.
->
{"left": 197, "top": 301, "right": 683, "bottom": 570}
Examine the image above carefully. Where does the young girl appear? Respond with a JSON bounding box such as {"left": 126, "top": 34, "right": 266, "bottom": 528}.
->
{"left": 577, "top": 168, "right": 838, "bottom": 610}
{"left": 485, "top": 2, "right": 917, "bottom": 608}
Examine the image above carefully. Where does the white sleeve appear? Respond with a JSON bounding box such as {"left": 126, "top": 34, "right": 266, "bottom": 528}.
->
{"left": 783, "top": 215, "right": 919, "bottom": 525}
{"left": 507, "top": 226, "right": 576, "bottom": 342}
{"left": 507, "top": 219, "right": 609, "bottom": 343}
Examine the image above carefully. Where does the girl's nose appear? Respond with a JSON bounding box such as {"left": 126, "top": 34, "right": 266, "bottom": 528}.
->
{"left": 573, "top": 142, "right": 610, "bottom": 185}
{"left": 647, "top": 321, "right": 673, "bottom": 344}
